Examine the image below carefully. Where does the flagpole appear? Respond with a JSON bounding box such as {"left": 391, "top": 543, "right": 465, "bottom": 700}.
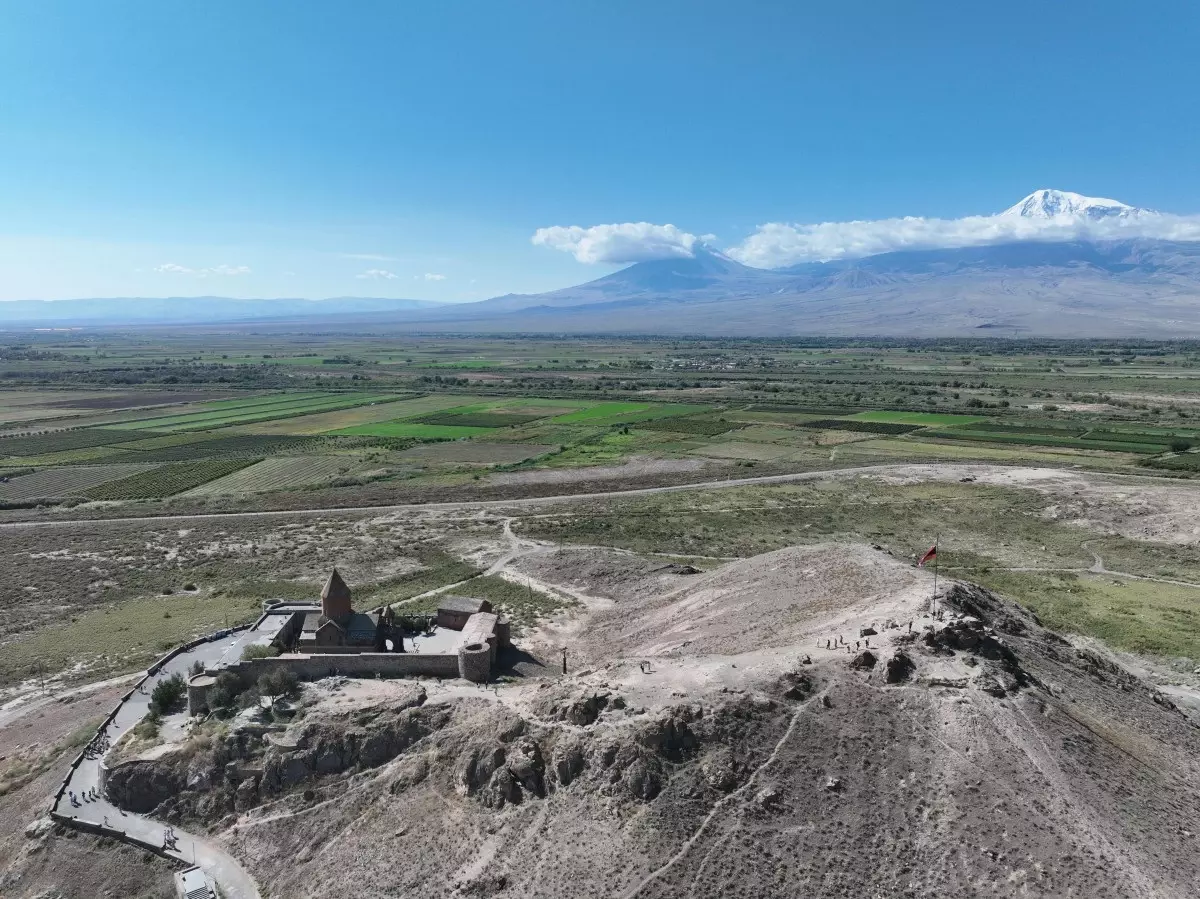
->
{"left": 932, "top": 534, "right": 939, "bottom": 615}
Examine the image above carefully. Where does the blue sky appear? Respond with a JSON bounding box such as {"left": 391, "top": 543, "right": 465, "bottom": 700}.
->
{"left": 1, "top": 0, "right": 1198, "bottom": 301}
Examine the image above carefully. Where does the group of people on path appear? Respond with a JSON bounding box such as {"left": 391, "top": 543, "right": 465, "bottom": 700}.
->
{"left": 822, "top": 634, "right": 873, "bottom": 652}
{"left": 820, "top": 619, "right": 920, "bottom": 654}
{"left": 83, "top": 727, "right": 110, "bottom": 760}
{"left": 68, "top": 787, "right": 99, "bottom": 806}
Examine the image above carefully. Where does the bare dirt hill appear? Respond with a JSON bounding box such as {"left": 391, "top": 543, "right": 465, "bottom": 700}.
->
{"left": 96, "top": 545, "right": 1200, "bottom": 898}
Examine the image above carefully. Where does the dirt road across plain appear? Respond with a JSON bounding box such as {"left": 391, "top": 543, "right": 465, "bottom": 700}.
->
{"left": 2, "top": 462, "right": 1197, "bottom": 534}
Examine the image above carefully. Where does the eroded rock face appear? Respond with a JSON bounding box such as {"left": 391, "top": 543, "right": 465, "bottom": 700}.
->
{"left": 885, "top": 651, "right": 915, "bottom": 684}
{"left": 105, "top": 761, "right": 186, "bottom": 813}
{"left": 262, "top": 704, "right": 453, "bottom": 795}
{"left": 551, "top": 737, "right": 585, "bottom": 786}
{"left": 701, "top": 747, "right": 742, "bottom": 793}
{"left": 533, "top": 690, "right": 616, "bottom": 726}
{"left": 850, "top": 650, "right": 878, "bottom": 671}
{"left": 779, "top": 670, "right": 817, "bottom": 700}
{"left": 456, "top": 738, "right": 541, "bottom": 809}
{"left": 634, "top": 705, "right": 700, "bottom": 761}
{"left": 234, "top": 777, "right": 259, "bottom": 812}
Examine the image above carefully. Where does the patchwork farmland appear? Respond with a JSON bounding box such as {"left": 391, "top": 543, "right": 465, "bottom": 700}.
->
{"left": 82, "top": 459, "right": 260, "bottom": 500}
{"left": 183, "top": 455, "right": 373, "bottom": 495}
{"left": 0, "top": 463, "right": 161, "bottom": 502}
{"left": 3, "top": 337, "right": 1200, "bottom": 519}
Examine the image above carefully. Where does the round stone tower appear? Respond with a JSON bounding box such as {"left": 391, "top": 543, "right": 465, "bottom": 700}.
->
{"left": 187, "top": 673, "right": 216, "bottom": 715}
{"left": 321, "top": 568, "right": 353, "bottom": 621}
{"left": 458, "top": 641, "right": 491, "bottom": 683}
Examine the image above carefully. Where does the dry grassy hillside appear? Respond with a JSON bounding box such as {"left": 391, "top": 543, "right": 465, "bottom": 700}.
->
{"left": 93, "top": 544, "right": 1200, "bottom": 899}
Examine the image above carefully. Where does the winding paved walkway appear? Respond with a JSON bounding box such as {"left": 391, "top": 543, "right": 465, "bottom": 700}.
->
{"left": 51, "top": 619, "right": 290, "bottom": 899}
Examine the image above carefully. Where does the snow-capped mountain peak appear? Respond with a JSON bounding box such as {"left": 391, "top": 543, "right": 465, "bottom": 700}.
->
{"left": 1001, "top": 189, "right": 1147, "bottom": 220}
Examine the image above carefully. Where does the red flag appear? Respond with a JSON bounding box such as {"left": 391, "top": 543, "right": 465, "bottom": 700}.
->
{"left": 918, "top": 544, "right": 937, "bottom": 567}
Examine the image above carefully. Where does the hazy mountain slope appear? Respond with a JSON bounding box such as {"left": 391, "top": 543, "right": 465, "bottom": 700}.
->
{"left": 7, "top": 191, "right": 1200, "bottom": 334}
{"left": 371, "top": 238, "right": 1200, "bottom": 336}
{"left": 469, "top": 248, "right": 789, "bottom": 314}
{"left": 0, "top": 296, "right": 442, "bottom": 324}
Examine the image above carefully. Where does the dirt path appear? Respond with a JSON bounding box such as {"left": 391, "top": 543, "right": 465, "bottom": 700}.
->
{"left": 390, "top": 517, "right": 550, "bottom": 611}
{"left": 0, "top": 463, "right": 1113, "bottom": 529}
{"left": 4, "top": 462, "right": 1198, "bottom": 540}
{"left": 0, "top": 671, "right": 142, "bottom": 729}
{"left": 620, "top": 693, "right": 823, "bottom": 899}
{"left": 942, "top": 564, "right": 1200, "bottom": 589}
{"left": 0, "top": 464, "right": 921, "bottom": 528}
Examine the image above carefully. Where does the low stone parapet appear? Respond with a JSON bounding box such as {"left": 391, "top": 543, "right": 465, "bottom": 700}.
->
{"left": 220, "top": 650, "right": 461, "bottom": 690}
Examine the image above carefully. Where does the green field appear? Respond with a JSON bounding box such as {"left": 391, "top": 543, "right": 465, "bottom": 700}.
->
{"left": 967, "top": 570, "right": 1200, "bottom": 662}
{"left": 83, "top": 458, "right": 260, "bottom": 500}
{"left": 924, "top": 429, "right": 1168, "bottom": 454}
{"left": 0, "top": 463, "right": 162, "bottom": 502}
{"left": 0, "top": 427, "right": 151, "bottom": 458}
{"left": 108, "top": 393, "right": 397, "bottom": 432}
{"left": 798, "top": 419, "right": 920, "bottom": 435}
{"left": 846, "top": 410, "right": 988, "bottom": 425}
{"left": 551, "top": 401, "right": 654, "bottom": 422}
{"left": 114, "top": 433, "right": 335, "bottom": 462}
{"left": 184, "top": 455, "right": 368, "bottom": 495}
{"left": 415, "top": 411, "right": 550, "bottom": 428}
{"left": 10, "top": 332, "right": 1200, "bottom": 696}
{"left": 328, "top": 397, "right": 703, "bottom": 439}
{"left": 333, "top": 421, "right": 493, "bottom": 439}
{"left": 637, "top": 416, "right": 742, "bottom": 436}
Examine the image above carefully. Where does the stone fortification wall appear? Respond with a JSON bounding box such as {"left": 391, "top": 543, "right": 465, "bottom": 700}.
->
{"left": 461, "top": 612, "right": 499, "bottom": 664}
{"left": 223, "top": 651, "right": 461, "bottom": 687}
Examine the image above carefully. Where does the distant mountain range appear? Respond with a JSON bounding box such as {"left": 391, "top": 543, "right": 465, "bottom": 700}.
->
{"left": 0, "top": 296, "right": 442, "bottom": 325}
{"left": 8, "top": 190, "right": 1200, "bottom": 337}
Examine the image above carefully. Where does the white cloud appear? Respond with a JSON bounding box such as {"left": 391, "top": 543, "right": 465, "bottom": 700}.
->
{"left": 423, "top": 272, "right": 446, "bottom": 281}
{"left": 728, "top": 212, "right": 1200, "bottom": 268}
{"left": 532, "top": 222, "right": 698, "bottom": 264}
{"left": 154, "top": 262, "right": 250, "bottom": 276}
{"left": 355, "top": 268, "right": 398, "bottom": 280}
{"left": 340, "top": 253, "right": 396, "bottom": 261}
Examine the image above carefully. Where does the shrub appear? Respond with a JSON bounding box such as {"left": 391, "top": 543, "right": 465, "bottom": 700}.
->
{"left": 237, "top": 685, "right": 262, "bottom": 711}
{"left": 134, "top": 707, "right": 163, "bottom": 739}
{"left": 258, "top": 669, "right": 299, "bottom": 708}
{"left": 1170, "top": 439, "right": 1192, "bottom": 453}
{"left": 208, "top": 671, "right": 243, "bottom": 711}
{"left": 240, "top": 643, "right": 280, "bottom": 661}
{"left": 149, "top": 673, "right": 186, "bottom": 715}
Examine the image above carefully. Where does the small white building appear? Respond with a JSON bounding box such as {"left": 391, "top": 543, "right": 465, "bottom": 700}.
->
{"left": 175, "top": 866, "right": 215, "bottom": 899}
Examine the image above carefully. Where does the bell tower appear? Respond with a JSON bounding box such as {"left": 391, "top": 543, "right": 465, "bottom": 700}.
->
{"left": 321, "top": 568, "right": 353, "bottom": 621}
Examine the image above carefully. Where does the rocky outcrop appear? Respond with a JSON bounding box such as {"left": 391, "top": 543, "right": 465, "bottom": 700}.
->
{"left": 849, "top": 650, "right": 877, "bottom": 670}
{"left": 261, "top": 703, "right": 451, "bottom": 795}
{"left": 105, "top": 760, "right": 187, "bottom": 813}
{"left": 885, "top": 650, "right": 915, "bottom": 684}
{"left": 532, "top": 689, "right": 623, "bottom": 726}
{"left": 455, "top": 732, "right": 547, "bottom": 808}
